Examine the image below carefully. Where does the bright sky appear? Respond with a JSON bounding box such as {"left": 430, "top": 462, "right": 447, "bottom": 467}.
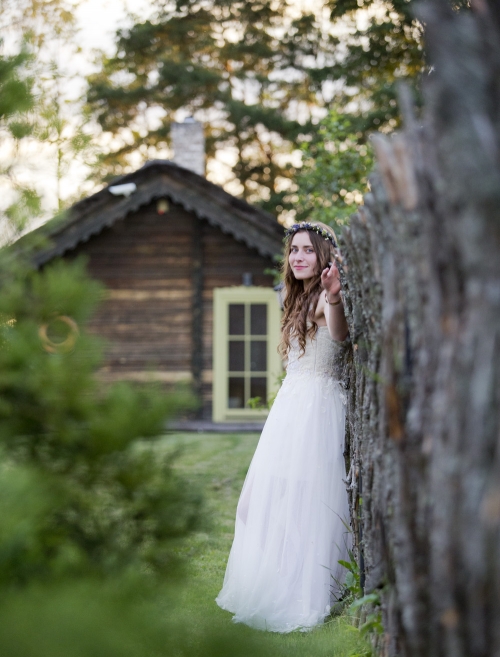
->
{"left": 75, "top": 0, "right": 152, "bottom": 59}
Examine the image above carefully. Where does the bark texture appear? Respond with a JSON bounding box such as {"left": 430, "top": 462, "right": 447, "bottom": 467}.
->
{"left": 339, "top": 2, "right": 500, "bottom": 655}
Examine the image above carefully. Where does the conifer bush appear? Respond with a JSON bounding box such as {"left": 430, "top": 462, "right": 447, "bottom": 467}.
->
{"left": 0, "top": 254, "right": 201, "bottom": 583}
{"left": 0, "top": 252, "right": 262, "bottom": 657}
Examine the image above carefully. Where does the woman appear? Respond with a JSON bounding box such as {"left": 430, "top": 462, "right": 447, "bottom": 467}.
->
{"left": 216, "top": 221, "right": 351, "bottom": 633}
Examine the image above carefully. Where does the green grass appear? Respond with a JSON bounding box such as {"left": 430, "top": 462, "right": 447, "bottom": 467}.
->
{"left": 156, "top": 432, "right": 370, "bottom": 657}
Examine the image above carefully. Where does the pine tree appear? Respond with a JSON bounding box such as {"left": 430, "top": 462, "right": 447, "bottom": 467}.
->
{"left": 0, "top": 248, "right": 269, "bottom": 657}
{"left": 294, "top": 0, "right": 471, "bottom": 228}
{"left": 86, "top": 0, "right": 340, "bottom": 214}
{"left": 85, "top": 0, "right": 437, "bottom": 217}
{"left": 324, "top": 0, "right": 426, "bottom": 135}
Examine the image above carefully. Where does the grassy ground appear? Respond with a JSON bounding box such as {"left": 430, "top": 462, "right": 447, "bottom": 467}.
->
{"left": 157, "top": 432, "right": 370, "bottom": 657}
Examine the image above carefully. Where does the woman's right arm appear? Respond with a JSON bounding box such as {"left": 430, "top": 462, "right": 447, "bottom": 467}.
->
{"left": 320, "top": 264, "right": 349, "bottom": 342}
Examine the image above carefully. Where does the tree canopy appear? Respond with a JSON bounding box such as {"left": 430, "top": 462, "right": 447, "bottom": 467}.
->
{"left": 87, "top": 0, "right": 337, "bottom": 213}
{"left": 295, "top": 0, "right": 470, "bottom": 227}
{"left": 86, "top": 0, "right": 427, "bottom": 219}
{"left": 294, "top": 112, "right": 373, "bottom": 229}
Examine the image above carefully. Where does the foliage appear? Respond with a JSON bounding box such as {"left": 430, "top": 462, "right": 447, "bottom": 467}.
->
{"left": 0, "top": 1, "right": 98, "bottom": 235}
{"left": 0, "top": 49, "right": 33, "bottom": 121}
{"left": 36, "top": 62, "right": 97, "bottom": 212}
{"left": 86, "top": 0, "right": 344, "bottom": 213}
{"left": 247, "top": 371, "right": 286, "bottom": 411}
{"left": 0, "top": 0, "right": 77, "bottom": 50}
{"left": 0, "top": 576, "right": 268, "bottom": 657}
{"left": 338, "top": 551, "right": 363, "bottom": 601}
{"left": 0, "top": 252, "right": 203, "bottom": 584}
{"left": 324, "top": 0, "right": 426, "bottom": 137}
{"left": 0, "top": 251, "right": 233, "bottom": 657}
{"left": 350, "top": 594, "right": 384, "bottom": 638}
{"left": 294, "top": 112, "right": 374, "bottom": 229}
{"left": 0, "top": 47, "right": 41, "bottom": 239}
{"left": 85, "top": 0, "right": 430, "bottom": 219}
{"left": 337, "top": 547, "right": 384, "bottom": 654}
{"left": 293, "top": 1, "right": 473, "bottom": 231}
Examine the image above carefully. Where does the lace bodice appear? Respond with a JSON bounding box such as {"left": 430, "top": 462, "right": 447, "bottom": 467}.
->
{"left": 286, "top": 327, "right": 350, "bottom": 383}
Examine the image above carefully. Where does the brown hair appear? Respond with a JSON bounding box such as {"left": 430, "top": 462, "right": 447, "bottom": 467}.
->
{"left": 279, "top": 222, "right": 337, "bottom": 359}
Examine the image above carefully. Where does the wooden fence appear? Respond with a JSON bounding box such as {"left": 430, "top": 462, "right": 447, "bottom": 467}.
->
{"left": 339, "top": 2, "right": 500, "bottom": 655}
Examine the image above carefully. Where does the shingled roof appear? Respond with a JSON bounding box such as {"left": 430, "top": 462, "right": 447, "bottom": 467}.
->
{"left": 28, "top": 160, "right": 284, "bottom": 267}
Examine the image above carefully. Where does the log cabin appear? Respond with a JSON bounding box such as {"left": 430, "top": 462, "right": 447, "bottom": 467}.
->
{"left": 30, "top": 151, "right": 284, "bottom": 427}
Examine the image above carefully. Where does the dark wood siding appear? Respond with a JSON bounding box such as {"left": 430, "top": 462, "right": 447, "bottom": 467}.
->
{"left": 64, "top": 201, "right": 277, "bottom": 418}
{"left": 67, "top": 202, "right": 195, "bottom": 383}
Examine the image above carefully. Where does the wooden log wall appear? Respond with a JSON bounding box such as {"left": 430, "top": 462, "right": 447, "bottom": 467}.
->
{"left": 339, "top": 3, "right": 500, "bottom": 656}
{"left": 67, "top": 201, "right": 275, "bottom": 418}
{"left": 70, "top": 203, "right": 195, "bottom": 383}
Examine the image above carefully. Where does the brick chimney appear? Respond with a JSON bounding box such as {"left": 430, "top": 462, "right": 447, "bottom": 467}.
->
{"left": 171, "top": 118, "right": 205, "bottom": 176}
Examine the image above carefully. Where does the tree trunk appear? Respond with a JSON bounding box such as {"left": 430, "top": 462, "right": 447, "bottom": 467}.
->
{"left": 339, "top": 2, "right": 500, "bottom": 656}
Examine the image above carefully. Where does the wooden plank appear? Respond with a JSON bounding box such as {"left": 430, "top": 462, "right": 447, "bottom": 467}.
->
{"left": 89, "top": 315, "right": 192, "bottom": 325}
{"left": 93, "top": 278, "right": 193, "bottom": 287}
{"left": 105, "top": 289, "right": 190, "bottom": 301}
{"left": 104, "top": 355, "right": 192, "bottom": 365}
{"left": 96, "top": 370, "right": 192, "bottom": 383}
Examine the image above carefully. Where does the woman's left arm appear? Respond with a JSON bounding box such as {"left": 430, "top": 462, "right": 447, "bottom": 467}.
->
{"left": 319, "top": 262, "right": 349, "bottom": 342}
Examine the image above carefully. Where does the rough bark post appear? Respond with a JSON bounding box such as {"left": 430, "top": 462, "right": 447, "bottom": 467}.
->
{"left": 339, "top": 2, "right": 500, "bottom": 655}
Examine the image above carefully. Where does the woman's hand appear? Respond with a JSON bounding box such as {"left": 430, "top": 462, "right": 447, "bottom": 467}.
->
{"left": 321, "top": 262, "right": 342, "bottom": 303}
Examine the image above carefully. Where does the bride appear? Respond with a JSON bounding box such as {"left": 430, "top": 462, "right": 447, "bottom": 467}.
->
{"left": 216, "top": 221, "right": 351, "bottom": 633}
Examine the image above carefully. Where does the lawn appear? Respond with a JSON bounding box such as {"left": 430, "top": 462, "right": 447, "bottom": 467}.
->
{"left": 157, "top": 432, "right": 370, "bottom": 657}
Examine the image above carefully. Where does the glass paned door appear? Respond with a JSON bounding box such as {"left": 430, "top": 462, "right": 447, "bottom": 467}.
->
{"left": 227, "top": 303, "right": 268, "bottom": 408}
{"left": 213, "top": 287, "right": 282, "bottom": 422}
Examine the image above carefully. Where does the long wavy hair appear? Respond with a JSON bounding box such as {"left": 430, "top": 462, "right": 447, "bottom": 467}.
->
{"left": 279, "top": 222, "right": 337, "bottom": 359}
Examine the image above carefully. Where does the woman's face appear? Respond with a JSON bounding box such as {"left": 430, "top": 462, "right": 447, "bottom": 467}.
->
{"left": 289, "top": 231, "right": 318, "bottom": 281}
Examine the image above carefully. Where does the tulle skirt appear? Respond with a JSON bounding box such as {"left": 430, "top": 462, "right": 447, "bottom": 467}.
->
{"left": 215, "top": 372, "right": 351, "bottom": 633}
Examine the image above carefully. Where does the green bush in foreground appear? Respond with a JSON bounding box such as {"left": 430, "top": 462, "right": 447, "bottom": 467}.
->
{"left": 0, "top": 253, "right": 263, "bottom": 657}
{"left": 0, "top": 255, "right": 201, "bottom": 583}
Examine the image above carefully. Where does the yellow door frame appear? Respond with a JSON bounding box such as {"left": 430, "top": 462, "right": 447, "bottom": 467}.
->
{"left": 213, "top": 287, "right": 282, "bottom": 423}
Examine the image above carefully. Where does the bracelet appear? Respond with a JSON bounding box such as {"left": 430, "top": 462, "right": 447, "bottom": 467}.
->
{"left": 325, "top": 291, "right": 342, "bottom": 306}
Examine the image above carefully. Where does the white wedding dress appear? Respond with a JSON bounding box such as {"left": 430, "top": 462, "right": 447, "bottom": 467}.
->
{"left": 216, "top": 327, "right": 351, "bottom": 633}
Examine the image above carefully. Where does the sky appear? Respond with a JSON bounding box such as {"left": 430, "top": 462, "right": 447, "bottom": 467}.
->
{"left": 75, "top": 0, "right": 152, "bottom": 59}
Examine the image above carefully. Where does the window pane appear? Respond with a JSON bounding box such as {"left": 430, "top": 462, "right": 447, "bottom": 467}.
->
{"left": 229, "top": 341, "right": 245, "bottom": 371}
{"left": 250, "top": 377, "right": 267, "bottom": 403}
{"left": 250, "top": 341, "right": 267, "bottom": 372}
{"left": 228, "top": 377, "right": 245, "bottom": 408}
{"left": 229, "top": 304, "right": 245, "bottom": 335}
{"left": 250, "top": 304, "right": 267, "bottom": 335}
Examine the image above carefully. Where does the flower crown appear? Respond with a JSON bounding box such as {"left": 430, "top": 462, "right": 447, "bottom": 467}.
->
{"left": 284, "top": 222, "right": 337, "bottom": 247}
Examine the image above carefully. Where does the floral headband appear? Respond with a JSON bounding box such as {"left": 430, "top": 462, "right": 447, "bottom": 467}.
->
{"left": 284, "top": 222, "right": 337, "bottom": 247}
